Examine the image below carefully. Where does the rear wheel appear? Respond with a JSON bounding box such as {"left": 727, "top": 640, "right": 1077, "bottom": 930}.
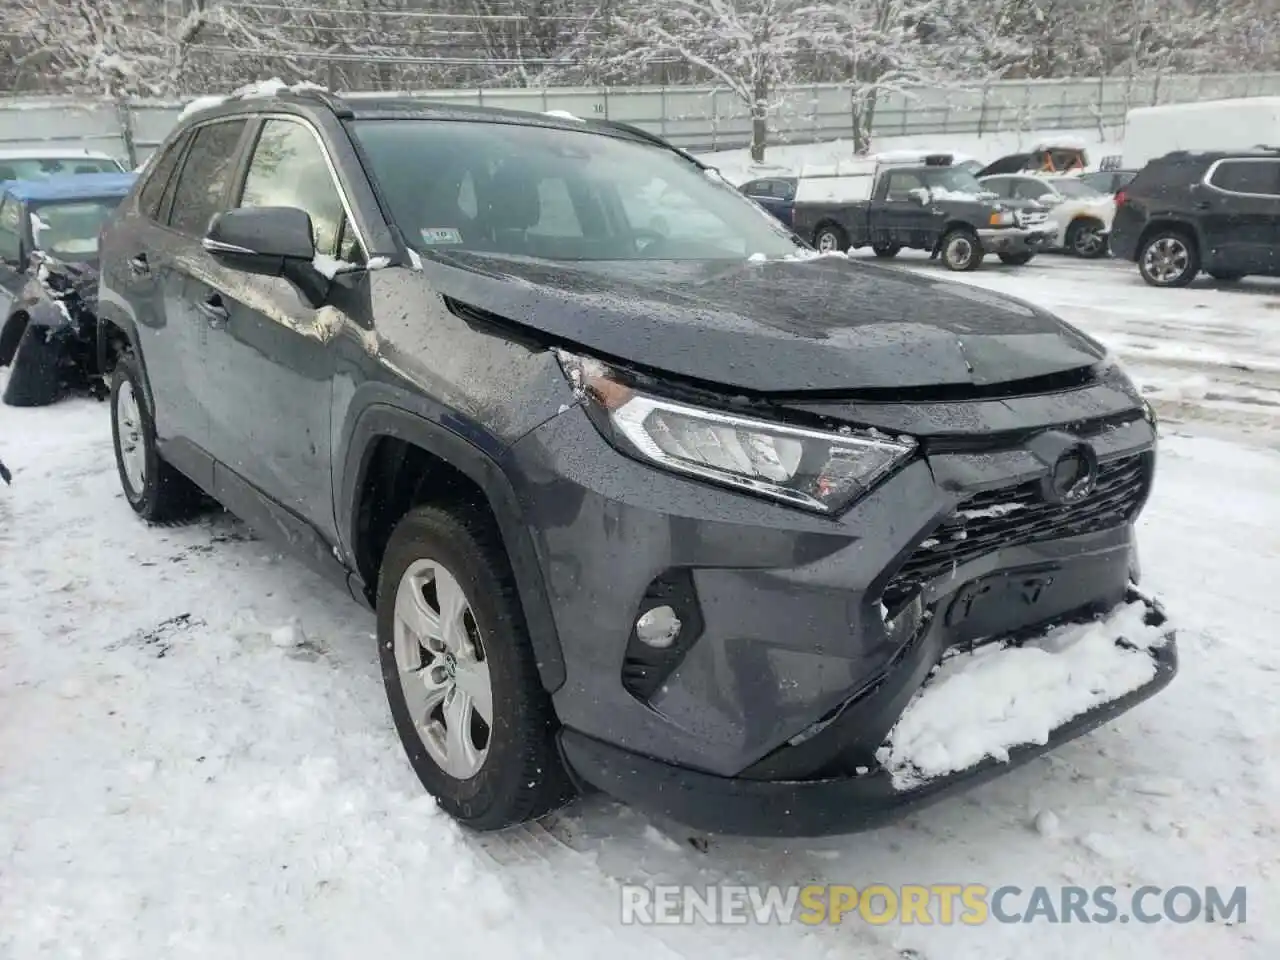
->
{"left": 1066, "top": 218, "right": 1106, "bottom": 258}
{"left": 1138, "top": 230, "right": 1199, "bottom": 287}
{"left": 940, "top": 229, "right": 983, "bottom": 271}
{"left": 813, "top": 224, "right": 849, "bottom": 254}
{"left": 377, "top": 504, "right": 574, "bottom": 831}
{"left": 110, "top": 352, "right": 202, "bottom": 522}
{"left": 872, "top": 242, "right": 901, "bottom": 259}
{"left": 998, "top": 252, "right": 1035, "bottom": 266}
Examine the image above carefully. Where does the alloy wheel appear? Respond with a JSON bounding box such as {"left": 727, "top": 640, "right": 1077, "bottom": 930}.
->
{"left": 115, "top": 380, "right": 147, "bottom": 496}
{"left": 1142, "top": 237, "right": 1191, "bottom": 284}
{"left": 393, "top": 558, "right": 492, "bottom": 780}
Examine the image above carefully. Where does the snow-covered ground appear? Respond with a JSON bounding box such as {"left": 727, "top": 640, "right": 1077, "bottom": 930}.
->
{"left": 3, "top": 135, "right": 1279, "bottom": 958}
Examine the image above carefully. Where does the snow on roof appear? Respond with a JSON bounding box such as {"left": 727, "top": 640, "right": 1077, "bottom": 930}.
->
{"left": 543, "top": 109, "right": 585, "bottom": 122}
{"left": 0, "top": 147, "right": 118, "bottom": 161}
{"left": 176, "top": 79, "right": 334, "bottom": 122}
{"left": 1032, "top": 134, "right": 1089, "bottom": 150}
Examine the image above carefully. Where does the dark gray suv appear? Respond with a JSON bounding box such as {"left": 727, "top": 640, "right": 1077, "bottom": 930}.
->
{"left": 96, "top": 87, "right": 1176, "bottom": 837}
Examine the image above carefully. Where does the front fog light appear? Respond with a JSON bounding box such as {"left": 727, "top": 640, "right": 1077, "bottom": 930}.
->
{"left": 555, "top": 350, "right": 915, "bottom": 513}
{"left": 636, "top": 605, "right": 682, "bottom": 649}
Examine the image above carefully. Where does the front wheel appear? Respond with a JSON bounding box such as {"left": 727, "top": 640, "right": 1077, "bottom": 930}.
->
{"left": 1066, "top": 218, "right": 1107, "bottom": 258}
{"left": 999, "top": 252, "right": 1035, "bottom": 266}
{"left": 940, "top": 229, "right": 983, "bottom": 271}
{"left": 1138, "top": 231, "right": 1199, "bottom": 287}
{"left": 377, "top": 504, "right": 574, "bottom": 831}
{"left": 813, "top": 224, "right": 849, "bottom": 254}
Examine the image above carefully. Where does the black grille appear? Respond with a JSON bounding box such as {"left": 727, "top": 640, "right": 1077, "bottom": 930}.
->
{"left": 883, "top": 452, "right": 1151, "bottom": 608}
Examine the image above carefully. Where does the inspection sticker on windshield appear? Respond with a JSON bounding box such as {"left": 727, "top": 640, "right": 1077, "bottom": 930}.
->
{"left": 420, "top": 227, "right": 462, "bottom": 245}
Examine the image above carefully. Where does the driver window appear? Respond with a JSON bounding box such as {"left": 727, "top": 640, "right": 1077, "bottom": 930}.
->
{"left": 1013, "top": 179, "right": 1052, "bottom": 201}
{"left": 0, "top": 197, "right": 21, "bottom": 262}
{"left": 238, "top": 119, "right": 352, "bottom": 260}
{"left": 885, "top": 171, "right": 925, "bottom": 199}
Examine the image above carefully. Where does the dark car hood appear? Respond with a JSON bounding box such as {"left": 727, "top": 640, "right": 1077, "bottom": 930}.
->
{"left": 415, "top": 251, "right": 1104, "bottom": 394}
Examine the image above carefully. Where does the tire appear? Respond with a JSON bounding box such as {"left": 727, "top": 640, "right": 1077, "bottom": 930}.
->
{"left": 813, "top": 224, "right": 849, "bottom": 254}
{"left": 377, "top": 504, "right": 574, "bottom": 831}
{"left": 940, "top": 229, "right": 983, "bottom": 271}
{"left": 998, "top": 252, "right": 1035, "bottom": 266}
{"left": 1138, "top": 230, "right": 1199, "bottom": 288}
{"left": 872, "top": 242, "right": 901, "bottom": 259}
{"left": 0, "top": 313, "right": 27, "bottom": 367}
{"left": 110, "top": 352, "right": 202, "bottom": 523}
{"left": 1066, "top": 218, "right": 1106, "bottom": 259}
{"left": 1209, "top": 271, "right": 1246, "bottom": 283}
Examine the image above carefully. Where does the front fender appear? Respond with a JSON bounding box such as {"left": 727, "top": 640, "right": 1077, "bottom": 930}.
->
{"left": 337, "top": 399, "right": 566, "bottom": 693}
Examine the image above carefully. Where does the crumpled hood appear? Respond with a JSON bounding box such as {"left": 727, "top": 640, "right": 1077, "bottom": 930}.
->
{"left": 414, "top": 251, "right": 1105, "bottom": 394}
{"left": 36, "top": 256, "right": 100, "bottom": 312}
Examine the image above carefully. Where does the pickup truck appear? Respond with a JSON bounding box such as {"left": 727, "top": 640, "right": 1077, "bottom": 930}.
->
{"left": 790, "top": 153, "right": 1054, "bottom": 271}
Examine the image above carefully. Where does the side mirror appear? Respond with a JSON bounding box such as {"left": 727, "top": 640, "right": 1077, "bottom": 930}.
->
{"left": 203, "top": 206, "right": 315, "bottom": 274}
{"left": 203, "top": 206, "right": 331, "bottom": 306}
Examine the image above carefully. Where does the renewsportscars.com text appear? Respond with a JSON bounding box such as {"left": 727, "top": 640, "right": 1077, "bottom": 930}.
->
{"left": 620, "top": 884, "right": 1247, "bottom": 926}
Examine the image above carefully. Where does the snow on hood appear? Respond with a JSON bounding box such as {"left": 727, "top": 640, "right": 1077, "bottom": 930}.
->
{"left": 877, "top": 597, "right": 1172, "bottom": 789}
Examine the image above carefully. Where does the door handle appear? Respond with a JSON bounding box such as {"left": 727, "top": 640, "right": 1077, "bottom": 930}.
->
{"left": 197, "top": 295, "right": 229, "bottom": 328}
{"left": 128, "top": 253, "right": 150, "bottom": 276}
{"left": 1193, "top": 200, "right": 1212, "bottom": 210}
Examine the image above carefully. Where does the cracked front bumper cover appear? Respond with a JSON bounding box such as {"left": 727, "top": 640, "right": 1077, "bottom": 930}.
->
{"left": 558, "top": 590, "right": 1176, "bottom": 837}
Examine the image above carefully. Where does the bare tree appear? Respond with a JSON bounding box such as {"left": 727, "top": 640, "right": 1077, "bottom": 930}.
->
{"left": 610, "top": 0, "right": 817, "bottom": 162}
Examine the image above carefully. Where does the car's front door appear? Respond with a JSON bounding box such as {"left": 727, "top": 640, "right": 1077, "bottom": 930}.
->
{"left": 1200, "top": 158, "right": 1280, "bottom": 275}
{"left": 202, "top": 116, "right": 364, "bottom": 543}
{"left": 872, "top": 170, "right": 940, "bottom": 246}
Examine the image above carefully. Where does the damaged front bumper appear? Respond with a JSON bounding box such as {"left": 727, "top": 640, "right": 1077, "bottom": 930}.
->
{"left": 559, "top": 589, "right": 1176, "bottom": 837}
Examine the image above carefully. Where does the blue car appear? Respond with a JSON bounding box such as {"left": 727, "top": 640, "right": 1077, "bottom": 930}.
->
{"left": 739, "top": 176, "right": 798, "bottom": 227}
{"left": 0, "top": 172, "right": 136, "bottom": 405}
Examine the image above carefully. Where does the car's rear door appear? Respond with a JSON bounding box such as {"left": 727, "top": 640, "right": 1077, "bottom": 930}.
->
{"left": 1200, "top": 158, "right": 1280, "bottom": 274}
{"left": 202, "top": 115, "right": 364, "bottom": 544}
{"left": 126, "top": 117, "right": 252, "bottom": 485}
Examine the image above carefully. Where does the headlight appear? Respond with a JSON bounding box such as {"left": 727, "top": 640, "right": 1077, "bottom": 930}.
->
{"left": 989, "top": 210, "right": 1016, "bottom": 227}
{"left": 556, "top": 351, "right": 915, "bottom": 514}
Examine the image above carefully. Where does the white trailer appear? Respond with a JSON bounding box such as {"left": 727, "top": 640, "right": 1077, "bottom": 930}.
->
{"left": 1122, "top": 97, "right": 1280, "bottom": 169}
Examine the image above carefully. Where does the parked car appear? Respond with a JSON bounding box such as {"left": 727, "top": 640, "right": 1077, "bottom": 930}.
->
{"left": 98, "top": 87, "right": 1174, "bottom": 837}
{"left": 979, "top": 173, "right": 1115, "bottom": 258}
{"left": 976, "top": 141, "right": 1090, "bottom": 177}
{"left": 0, "top": 172, "right": 137, "bottom": 405}
{"left": 1079, "top": 169, "right": 1138, "bottom": 195}
{"left": 1109, "top": 148, "right": 1280, "bottom": 287}
{"left": 792, "top": 153, "right": 1053, "bottom": 269}
{"left": 0, "top": 148, "right": 126, "bottom": 183}
{"left": 738, "top": 175, "right": 797, "bottom": 226}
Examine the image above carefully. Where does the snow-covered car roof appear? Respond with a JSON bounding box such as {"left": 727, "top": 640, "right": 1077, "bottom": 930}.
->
{"left": 0, "top": 147, "right": 120, "bottom": 161}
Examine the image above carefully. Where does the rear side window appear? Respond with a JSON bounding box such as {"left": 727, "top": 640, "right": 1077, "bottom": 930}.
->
{"left": 1209, "top": 159, "right": 1280, "bottom": 196}
{"left": 137, "top": 131, "right": 191, "bottom": 221}
{"left": 1126, "top": 158, "right": 1201, "bottom": 196}
{"left": 237, "top": 118, "right": 352, "bottom": 258}
{"left": 167, "top": 119, "right": 248, "bottom": 236}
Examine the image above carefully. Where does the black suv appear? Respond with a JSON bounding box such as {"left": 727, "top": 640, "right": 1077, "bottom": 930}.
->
{"left": 97, "top": 88, "right": 1175, "bottom": 837}
{"left": 1109, "top": 148, "right": 1280, "bottom": 287}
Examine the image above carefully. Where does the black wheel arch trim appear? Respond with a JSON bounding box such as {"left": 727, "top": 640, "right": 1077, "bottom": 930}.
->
{"left": 1136, "top": 217, "right": 1205, "bottom": 260}
{"left": 338, "top": 400, "right": 567, "bottom": 693}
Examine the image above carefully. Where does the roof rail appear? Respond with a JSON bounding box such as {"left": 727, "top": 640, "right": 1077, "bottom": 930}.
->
{"left": 283, "top": 84, "right": 353, "bottom": 118}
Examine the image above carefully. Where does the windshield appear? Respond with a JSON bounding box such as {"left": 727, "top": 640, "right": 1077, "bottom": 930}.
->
{"left": 0, "top": 156, "right": 123, "bottom": 181}
{"left": 30, "top": 197, "right": 122, "bottom": 260}
{"left": 921, "top": 167, "right": 990, "bottom": 194}
{"left": 1049, "top": 178, "right": 1103, "bottom": 198}
{"left": 349, "top": 119, "right": 801, "bottom": 261}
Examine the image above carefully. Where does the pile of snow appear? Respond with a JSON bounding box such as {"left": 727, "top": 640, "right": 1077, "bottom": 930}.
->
{"left": 878, "top": 597, "right": 1172, "bottom": 789}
